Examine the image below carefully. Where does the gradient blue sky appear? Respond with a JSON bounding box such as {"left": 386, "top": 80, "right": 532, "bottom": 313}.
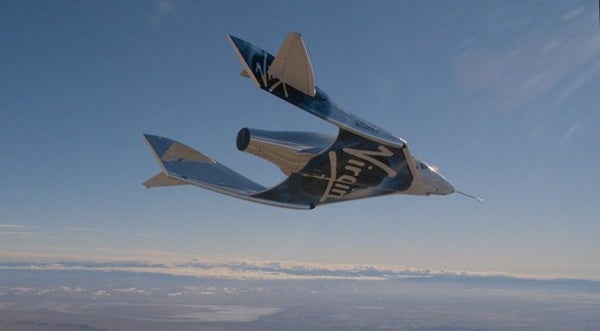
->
{"left": 1, "top": 1, "right": 599, "bottom": 279}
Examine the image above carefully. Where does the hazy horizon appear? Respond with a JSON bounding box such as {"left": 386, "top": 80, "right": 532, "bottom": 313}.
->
{"left": 2, "top": 259, "right": 599, "bottom": 330}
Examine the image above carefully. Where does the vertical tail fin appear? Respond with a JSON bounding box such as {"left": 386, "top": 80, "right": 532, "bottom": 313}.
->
{"left": 228, "top": 33, "right": 316, "bottom": 97}
{"left": 268, "top": 32, "right": 316, "bottom": 97}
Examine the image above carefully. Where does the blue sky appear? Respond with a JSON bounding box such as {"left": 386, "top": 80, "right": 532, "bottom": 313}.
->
{"left": 1, "top": 1, "right": 599, "bottom": 279}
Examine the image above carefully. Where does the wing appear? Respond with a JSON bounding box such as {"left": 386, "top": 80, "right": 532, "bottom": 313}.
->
{"left": 143, "top": 134, "right": 313, "bottom": 210}
{"left": 143, "top": 131, "right": 414, "bottom": 208}
{"left": 253, "top": 129, "right": 414, "bottom": 207}
{"left": 228, "top": 33, "right": 407, "bottom": 150}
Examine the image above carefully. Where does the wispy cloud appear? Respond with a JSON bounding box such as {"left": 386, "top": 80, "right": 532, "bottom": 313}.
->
{"left": 0, "top": 224, "right": 40, "bottom": 229}
{"left": 0, "top": 231, "right": 34, "bottom": 239}
{"left": 0, "top": 224, "right": 24, "bottom": 229}
{"left": 113, "top": 287, "right": 148, "bottom": 295}
{"left": 561, "top": 6, "right": 584, "bottom": 22}
{"left": 92, "top": 290, "right": 110, "bottom": 297}
{"left": 0, "top": 223, "right": 45, "bottom": 239}
{"left": 65, "top": 227, "right": 107, "bottom": 233}
{"left": 147, "top": 0, "right": 181, "bottom": 28}
{"left": 36, "top": 286, "right": 86, "bottom": 295}
{"left": 454, "top": 5, "right": 600, "bottom": 113}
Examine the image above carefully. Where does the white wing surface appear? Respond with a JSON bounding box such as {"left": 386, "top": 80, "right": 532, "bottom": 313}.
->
{"left": 268, "top": 32, "right": 316, "bottom": 97}
{"left": 143, "top": 134, "right": 314, "bottom": 209}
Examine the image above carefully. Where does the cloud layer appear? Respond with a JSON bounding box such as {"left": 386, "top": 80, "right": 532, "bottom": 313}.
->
{"left": 0, "top": 252, "right": 588, "bottom": 282}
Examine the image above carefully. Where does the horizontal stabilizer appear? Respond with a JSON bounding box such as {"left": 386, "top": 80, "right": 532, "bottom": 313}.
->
{"left": 143, "top": 172, "right": 188, "bottom": 188}
{"left": 268, "top": 32, "right": 316, "bottom": 97}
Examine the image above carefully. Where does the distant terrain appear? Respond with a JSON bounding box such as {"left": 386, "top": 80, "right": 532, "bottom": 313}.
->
{"left": 1, "top": 266, "right": 599, "bottom": 330}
